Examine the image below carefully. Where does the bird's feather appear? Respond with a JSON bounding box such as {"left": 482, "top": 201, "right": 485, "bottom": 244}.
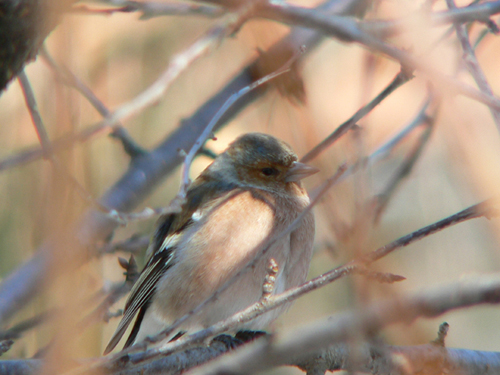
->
{"left": 104, "top": 177, "right": 238, "bottom": 354}
{"left": 103, "top": 245, "right": 174, "bottom": 354}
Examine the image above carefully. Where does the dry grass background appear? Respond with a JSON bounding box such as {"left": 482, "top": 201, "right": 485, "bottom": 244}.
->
{"left": 1, "top": 0, "right": 500, "bottom": 372}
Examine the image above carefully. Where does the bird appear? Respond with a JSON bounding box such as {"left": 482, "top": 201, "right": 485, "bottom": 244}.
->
{"left": 104, "top": 132, "right": 318, "bottom": 354}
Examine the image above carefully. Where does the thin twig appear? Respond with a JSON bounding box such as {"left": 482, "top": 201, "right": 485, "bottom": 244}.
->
{"left": 306, "top": 97, "right": 435, "bottom": 198}
{"left": 178, "top": 52, "right": 300, "bottom": 200}
{"left": 301, "top": 68, "right": 413, "bottom": 163}
{"left": 446, "top": 0, "right": 500, "bottom": 131}
{"left": 41, "top": 47, "right": 147, "bottom": 158}
{"left": 0, "top": 313, "right": 51, "bottom": 341}
{"left": 369, "top": 97, "right": 433, "bottom": 163}
{"left": 72, "top": 0, "right": 224, "bottom": 19}
{"left": 257, "top": 1, "right": 500, "bottom": 113}
{"left": 18, "top": 71, "right": 52, "bottom": 158}
{"left": 374, "top": 124, "right": 433, "bottom": 221}
{"left": 189, "top": 277, "right": 500, "bottom": 375}
{"left": 373, "top": 98, "right": 438, "bottom": 221}
{"left": 363, "top": 0, "right": 500, "bottom": 37}
{"left": 366, "top": 199, "right": 497, "bottom": 263}
{"left": 18, "top": 70, "right": 116, "bottom": 215}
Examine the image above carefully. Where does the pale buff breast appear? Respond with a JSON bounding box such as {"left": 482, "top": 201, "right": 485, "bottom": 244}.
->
{"left": 151, "top": 187, "right": 314, "bottom": 332}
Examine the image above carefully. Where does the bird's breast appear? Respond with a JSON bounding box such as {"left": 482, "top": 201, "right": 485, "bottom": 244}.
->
{"left": 152, "top": 188, "right": 311, "bottom": 329}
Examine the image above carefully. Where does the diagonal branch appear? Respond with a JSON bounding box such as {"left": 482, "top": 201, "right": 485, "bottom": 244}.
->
{"left": 189, "top": 276, "right": 500, "bottom": 375}
{"left": 446, "top": 0, "right": 500, "bottom": 130}
{"left": 301, "top": 68, "right": 413, "bottom": 163}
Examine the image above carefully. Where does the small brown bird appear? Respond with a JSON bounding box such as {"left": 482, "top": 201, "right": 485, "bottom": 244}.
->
{"left": 104, "top": 133, "right": 318, "bottom": 354}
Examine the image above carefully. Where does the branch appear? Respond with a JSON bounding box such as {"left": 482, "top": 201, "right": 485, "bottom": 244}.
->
{"left": 0, "top": 0, "right": 362, "bottom": 172}
{"left": 301, "top": 68, "right": 413, "bottom": 163}
{"left": 446, "top": 0, "right": 500, "bottom": 130}
{"left": 72, "top": 0, "right": 224, "bottom": 19}
{"left": 373, "top": 96, "right": 438, "bottom": 221}
{"left": 256, "top": 1, "right": 500, "bottom": 114}
{"left": 190, "top": 276, "right": 500, "bottom": 375}
{"left": 41, "top": 47, "right": 146, "bottom": 158}
{"left": 364, "top": 0, "right": 500, "bottom": 37}
{"left": 0, "top": 6, "right": 245, "bottom": 172}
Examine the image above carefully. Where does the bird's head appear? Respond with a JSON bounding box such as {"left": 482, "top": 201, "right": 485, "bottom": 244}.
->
{"left": 213, "top": 133, "right": 318, "bottom": 193}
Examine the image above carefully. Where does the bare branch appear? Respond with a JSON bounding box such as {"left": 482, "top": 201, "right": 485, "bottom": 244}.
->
{"left": 446, "top": 0, "right": 500, "bottom": 130}
{"left": 190, "top": 277, "right": 500, "bottom": 375}
{"left": 40, "top": 47, "right": 146, "bottom": 158}
{"left": 18, "top": 70, "right": 120, "bottom": 216}
{"left": 364, "top": 1, "right": 500, "bottom": 37}
{"left": 72, "top": 0, "right": 224, "bottom": 19}
{"left": 0, "top": 312, "right": 51, "bottom": 342}
{"left": 18, "top": 71, "right": 52, "bottom": 157}
{"left": 373, "top": 97, "right": 438, "bottom": 221}
{"left": 177, "top": 54, "right": 298, "bottom": 204}
{"left": 369, "top": 96, "right": 433, "bottom": 164}
{"left": 256, "top": 1, "right": 500, "bottom": 114}
{"left": 365, "top": 199, "right": 497, "bottom": 263}
{"left": 0, "top": 0, "right": 359, "bottom": 172}
{"left": 301, "top": 68, "right": 413, "bottom": 163}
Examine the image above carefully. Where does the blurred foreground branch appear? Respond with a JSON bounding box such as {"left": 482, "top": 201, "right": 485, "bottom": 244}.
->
{"left": 4, "top": 277, "right": 500, "bottom": 374}
{"left": 189, "top": 276, "right": 500, "bottom": 375}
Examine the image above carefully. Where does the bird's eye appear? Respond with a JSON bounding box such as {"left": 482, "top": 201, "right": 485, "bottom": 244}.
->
{"left": 261, "top": 167, "right": 279, "bottom": 177}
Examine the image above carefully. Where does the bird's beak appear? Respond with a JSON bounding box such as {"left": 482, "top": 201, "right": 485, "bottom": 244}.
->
{"left": 285, "top": 161, "right": 319, "bottom": 182}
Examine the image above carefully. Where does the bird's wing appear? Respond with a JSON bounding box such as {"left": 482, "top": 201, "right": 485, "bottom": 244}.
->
{"left": 104, "top": 215, "right": 178, "bottom": 354}
{"left": 104, "top": 178, "right": 237, "bottom": 354}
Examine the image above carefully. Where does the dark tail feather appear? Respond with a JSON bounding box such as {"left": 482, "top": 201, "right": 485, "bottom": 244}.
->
{"left": 124, "top": 302, "right": 149, "bottom": 349}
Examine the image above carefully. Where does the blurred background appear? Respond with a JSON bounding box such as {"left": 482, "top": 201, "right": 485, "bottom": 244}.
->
{"left": 1, "top": 0, "right": 500, "bottom": 372}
